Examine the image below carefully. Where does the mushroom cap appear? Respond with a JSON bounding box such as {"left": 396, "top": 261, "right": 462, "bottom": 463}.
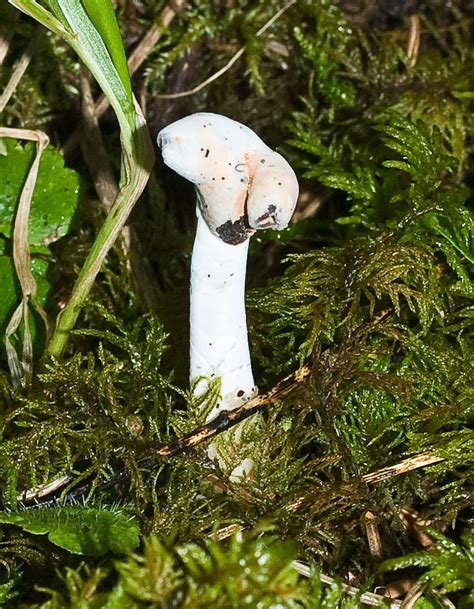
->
{"left": 158, "top": 113, "right": 299, "bottom": 244}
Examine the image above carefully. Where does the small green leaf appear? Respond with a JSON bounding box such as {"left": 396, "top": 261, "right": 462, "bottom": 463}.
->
{"left": 0, "top": 506, "right": 140, "bottom": 556}
{"left": 0, "top": 139, "right": 82, "bottom": 246}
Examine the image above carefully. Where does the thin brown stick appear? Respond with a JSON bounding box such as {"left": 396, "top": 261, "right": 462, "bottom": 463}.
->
{"left": 400, "top": 581, "right": 428, "bottom": 609}
{"left": 0, "top": 26, "right": 42, "bottom": 112}
{"left": 287, "top": 452, "right": 444, "bottom": 513}
{"left": 0, "top": 6, "right": 19, "bottom": 66}
{"left": 156, "top": 382, "right": 443, "bottom": 487}
{"left": 157, "top": 364, "right": 310, "bottom": 457}
{"left": 400, "top": 507, "right": 434, "bottom": 550}
{"left": 80, "top": 67, "right": 118, "bottom": 211}
{"left": 19, "top": 365, "right": 310, "bottom": 502}
{"left": 293, "top": 561, "right": 402, "bottom": 608}
{"left": 20, "top": 474, "right": 73, "bottom": 502}
{"left": 362, "top": 453, "right": 444, "bottom": 485}
{"left": 407, "top": 14, "right": 421, "bottom": 69}
{"left": 365, "top": 510, "right": 383, "bottom": 560}
{"left": 61, "top": 0, "right": 184, "bottom": 157}
{"left": 431, "top": 589, "right": 456, "bottom": 609}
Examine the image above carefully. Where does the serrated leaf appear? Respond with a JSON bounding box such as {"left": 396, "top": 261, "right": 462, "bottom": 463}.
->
{"left": 0, "top": 139, "right": 81, "bottom": 246}
{"left": 0, "top": 506, "right": 139, "bottom": 556}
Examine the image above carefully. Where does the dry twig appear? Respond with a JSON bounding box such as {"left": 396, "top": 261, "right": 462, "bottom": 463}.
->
{"left": 0, "top": 26, "right": 42, "bottom": 113}
{"left": 80, "top": 68, "right": 118, "bottom": 211}
{"left": 362, "top": 453, "right": 444, "bottom": 485}
{"left": 293, "top": 560, "right": 402, "bottom": 608}
{"left": 0, "top": 6, "right": 19, "bottom": 65}
{"left": 365, "top": 510, "right": 383, "bottom": 560}
{"left": 407, "top": 14, "right": 421, "bottom": 68}
{"left": 157, "top": 364, "right": 310, "bottom": 456}
{"left": 21, "top": 364, "right": 445, "bottom": 503}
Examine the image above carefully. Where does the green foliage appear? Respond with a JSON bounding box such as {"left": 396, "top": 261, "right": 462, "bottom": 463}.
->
{"left": 44, "top": 0, "right": 134, "bottom": 117}
{"left": 0, "top": 505, "right": 139, "bottom": 555}
{"left": 36, "top": 533, "right": 361, "bottom": 608}
{"left": 0, "top": 138, "right": 81, "bottom": 340}
{"left": 0, "top": 310, "right": 178, "bottom": 506}
{"left": 0, "top": 139, "right": 81, "bottom": 246}
{"left": 121, "top": 533, "right": 304, "bottom": 607}
{"left": 294, "top": 1, "right": 357, "bottom": 111}
{"left": 0, "top": 578, "right": 18, "bottom": 606}
{"left": 381, "top": 529, "right": 474, "bottom": 607}
{"left": 80, "top": 0, "right": 133, "bottom": 102}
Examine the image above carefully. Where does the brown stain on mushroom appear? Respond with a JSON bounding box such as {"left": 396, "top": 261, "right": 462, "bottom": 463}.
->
{"left": 216, "top": 216, "right": 252, "bottom": 245}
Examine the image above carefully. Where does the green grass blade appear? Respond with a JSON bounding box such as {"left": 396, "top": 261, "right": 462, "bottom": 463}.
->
{"left": 81, "top": 0, "right": 132, "bottom": 103}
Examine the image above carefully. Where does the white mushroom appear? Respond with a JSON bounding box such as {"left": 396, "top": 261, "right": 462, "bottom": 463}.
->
{"left": 157, "top": 113, "right": 298, "bottom": 477}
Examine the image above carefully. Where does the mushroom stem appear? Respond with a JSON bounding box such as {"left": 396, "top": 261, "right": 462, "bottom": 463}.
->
{"left": 157, "top": 112, "right": 299, "bottom": 479}
{"left": 191, "top": 207, "right": 255, "bottom": 418}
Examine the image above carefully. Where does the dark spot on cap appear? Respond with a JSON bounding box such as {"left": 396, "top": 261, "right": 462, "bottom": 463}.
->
{"left": 205, "top": 149, "right": 210, "bottom": 158}
{"left": 255, "top": 204, "right": 278, "bottom": 229}
{"left": 260, "top": 159, "right": 266, "bottom": 164}
{"left": 216, "top": 216, "right": 252, "bottom": 245}
{"left": 221, "top": 176, "right": 225, "bottom": 180}
{"left": 237, "top": 389, "right": 245, "bottom": 397}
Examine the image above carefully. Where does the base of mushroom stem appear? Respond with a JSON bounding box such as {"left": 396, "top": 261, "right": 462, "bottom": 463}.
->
{"left": 206, "top": 416, "right": 258, "bottom": 482}
{"left": 207, "top": 446, "right": 255, "bottom": 482}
